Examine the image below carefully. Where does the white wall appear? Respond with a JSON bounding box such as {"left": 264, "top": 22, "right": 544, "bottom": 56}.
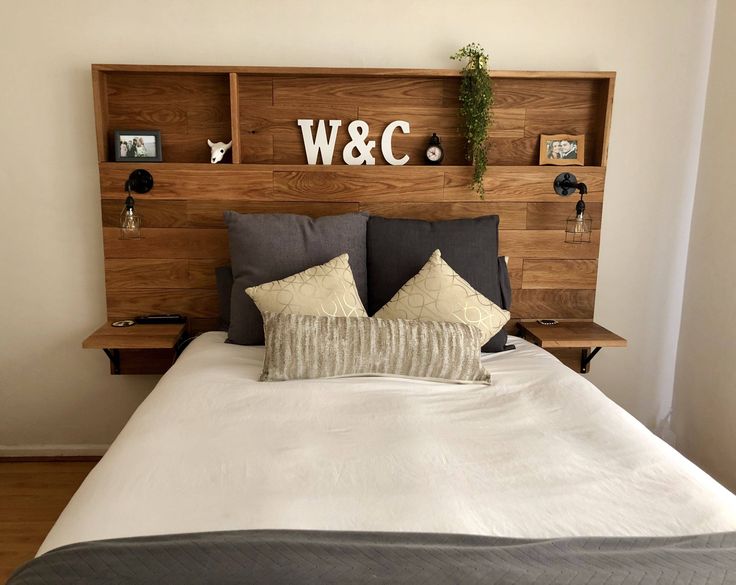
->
{"left": 672, "top": 0, "right": 736, "bottom": 491}
{"left": 0, "top": 0, "right": 716, "bottom": 453}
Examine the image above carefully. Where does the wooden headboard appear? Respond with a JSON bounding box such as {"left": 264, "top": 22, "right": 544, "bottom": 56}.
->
{"left": 92, "top": 65, "right": 614, "bottom": 337}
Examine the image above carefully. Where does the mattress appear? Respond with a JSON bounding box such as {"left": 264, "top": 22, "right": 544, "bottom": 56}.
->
{"left": 38, "top": 332, "right": 736, "bottom": 555}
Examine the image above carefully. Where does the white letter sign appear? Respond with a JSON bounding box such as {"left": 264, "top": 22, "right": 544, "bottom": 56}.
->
{"left": 380, "top": 120, "right": 410, "bottom": 166}
{"left": 342, "top": 120, "right": 376, "bottom": 165}
{"left": 297, "top": 119, "right": 342, "bottom": 165}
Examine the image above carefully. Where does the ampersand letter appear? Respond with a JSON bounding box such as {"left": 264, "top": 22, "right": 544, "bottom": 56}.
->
{"left": 342, "top": 120, "right": 376, "bottom": 165}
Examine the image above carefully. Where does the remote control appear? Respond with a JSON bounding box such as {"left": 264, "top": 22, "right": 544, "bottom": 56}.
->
{"left": 134, "top": 314, "right": 186, "bottom": 324}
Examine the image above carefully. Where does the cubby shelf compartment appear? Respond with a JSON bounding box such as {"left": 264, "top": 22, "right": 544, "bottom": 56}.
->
{"left": 93, "top": 65, "right": 614, "bottom": 168}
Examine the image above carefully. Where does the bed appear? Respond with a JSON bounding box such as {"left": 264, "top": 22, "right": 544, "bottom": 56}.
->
{"left": 11, "top": 332, "right": 736, "bottom": 584}
{"left": 22, "top": 64, "right": 732, "bottom": 583}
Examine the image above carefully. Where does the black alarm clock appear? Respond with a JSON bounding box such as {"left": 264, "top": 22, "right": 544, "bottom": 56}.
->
{"left": 425, "top": 133, "right": 444, "bottom": 165}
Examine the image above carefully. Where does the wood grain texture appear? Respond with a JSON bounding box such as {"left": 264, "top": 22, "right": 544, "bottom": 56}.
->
{"left": 518, "top": 320, "right": 626, "bottom": 348}
{"left": 229, "top": 73, "right": 242, "bottom": 164}
{"left": 273, "top": 76, "right": 446, "bottom": 106}
{"left": 91, "top": 66, "right": 616, "bottom": 369}
{"left": 83, "top": 322, "right": 185, "bottom": 349}
{"left": 99, "top": 164, "right": 273, "bottom": 200}
{"left": 274, "top": 168, "right": 445, "bottom": 201}
{"left": 104, "top": 259, "right": 224, "bottom": 289}
{"left": 360, "top": 202, "right": 526, "bottom": 228}
{"left": 0, "top": 462, "right": 96, "bottom": 583}
{"left": 105, "top": 73, "right": 231, "bottom": 163}
{"left": 511, "top": 289, "right": 596, "bottom": 319}
{"left": 186, "top": 201, "right": 360, "bottom": 227}
{"left": 500, "top": 230, "right": 600, "bottom": 259}
{"left": 107, "top": 289, "right": 219, "bottom": 319}
{"left": 443, "top": 166, "right": 605, "bottom": 202}
{"left": 522, "top": 259, "right": 598, "bottom": 289}
{"left": 526, "top": 202, "right": 603, "bottom": 230}
{"left": 103, "top": 228, "right": 228, "bottom": 259}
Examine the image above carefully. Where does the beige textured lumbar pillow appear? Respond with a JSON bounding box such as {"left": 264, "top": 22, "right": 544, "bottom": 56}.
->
{"left": 374, "top": 249, "right": 510, "bottom": 346}
{"left": 246, "top": 254, "right": 367, "bottom": 319}
{"left": 260, "top": 312, "right": 491, "bottom": 384}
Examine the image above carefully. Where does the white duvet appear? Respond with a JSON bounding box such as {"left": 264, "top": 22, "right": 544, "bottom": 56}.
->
{"left": 39, "top": 332, "right": 736, "bottom": 555}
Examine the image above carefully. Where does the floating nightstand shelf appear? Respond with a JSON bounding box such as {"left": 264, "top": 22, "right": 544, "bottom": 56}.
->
{"left": 83, "top": 322, "right": 186, "bottom": 375}
{"left": 517, "top": 321, "right": 627, "bottom": 373}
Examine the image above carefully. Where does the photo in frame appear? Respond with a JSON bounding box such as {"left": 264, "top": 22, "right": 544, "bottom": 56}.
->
{"left": 114, "top": 130, "right": 162, "bottom": 162}
{"left": 539, "top": 134, "right": 584, "bottom": 166}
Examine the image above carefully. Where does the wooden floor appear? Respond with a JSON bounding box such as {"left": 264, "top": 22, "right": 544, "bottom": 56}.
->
{"left": 0, "top": 462, "right": 96, "bottom": 583}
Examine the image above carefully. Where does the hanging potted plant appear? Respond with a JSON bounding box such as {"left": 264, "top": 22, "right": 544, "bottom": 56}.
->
{"left": 451, "top": 43, "right": 494, "bottom": 198}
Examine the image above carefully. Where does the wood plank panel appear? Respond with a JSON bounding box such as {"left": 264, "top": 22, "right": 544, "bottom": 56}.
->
{"left": 240, "top": 105, "right": 358, "bottom": 134}
{"left": 187, "top": 201, "right": 360, "bottom": 227}
{"left": 526, "top": 202, "right": 603, "bottom": 230}
{"left": 107, "top": 289, "right": 219, "bottom": 318}
{"left": 101, "top": 199, "right": 187, "bottom": 228}
{"left": 274, "top": 168, "right": 445, "bottom": 201}
{"left": 91, "top": 67, "right": 617, "bottom": 374}
{"left": 103, "top": 228, "right": 228, "bottom": 259}
{"left": 493, "top": 78, "right": 602, "bottom": 109}
{"left": 511, "top": 289, "right": 595, "bottom": 319}
{"left": 443, "top": 166, "right": 605, "bottom": 202}
{"left": 105, "top": 73, "right": 231, "bottom": 163}
{"left": 360, "top": 202, "right": 526, "bottom": 228}
{"left": 273, "top": 77, "right": 446, "bottom": 106}
{"left": 489, "top": 108, "right": 526, "bottom": 138}
{"left": 241, "top": 133, "right": 274, "bottom": 163}
{"left": 499, "top": 230, "right": 600, "bottom": 259}
{"left": 99, "top": 164, "right": 273, "bottom": 199}
{"left": 271, "top": 132, "right": 468, "bottom": 166}
{"left": 189, "top": 318, "right": 221, "bottom": 334}
{"left": 522, "top": 259, "right": 598, "bottom": 289}
{"left": 238, "top": 77, "right": 274, "bottom": 105}
{"left": 358, "top": 105, "right": 463, "bottom": 133}
{"left": 523, "top": 105, "right": 598, "bottom": 137}
{"left": 229, "top": 73, "right": 242, "bottom": 164}
{"left": 104, "top": 259, "right": 224, "bottom": 289}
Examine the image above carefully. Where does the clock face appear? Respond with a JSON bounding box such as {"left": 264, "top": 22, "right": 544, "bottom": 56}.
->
{"left": 426, "top": 145, "right": 443, "bottom": 162}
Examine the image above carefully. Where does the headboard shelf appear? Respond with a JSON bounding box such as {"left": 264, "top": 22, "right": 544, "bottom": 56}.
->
{"left": 91, "top": 64, "right": 615, "bottom": 369}
{"left": 93, "top": 65, "right": 614, "bottom": 167}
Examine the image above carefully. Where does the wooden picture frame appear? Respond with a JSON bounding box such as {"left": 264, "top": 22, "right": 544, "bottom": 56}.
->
{"left": 114, "top": 130, "right": 162, "bottom": 162}
{"left": 539, "top": 134, "right": 585, "bottom": 166}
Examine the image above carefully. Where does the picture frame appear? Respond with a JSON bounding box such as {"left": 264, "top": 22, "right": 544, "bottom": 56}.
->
{"left": 114, "top": 130, "right": 162, "bottom": 162}
{"left": 539, "top": 134, "right": 584, "bottom": 166}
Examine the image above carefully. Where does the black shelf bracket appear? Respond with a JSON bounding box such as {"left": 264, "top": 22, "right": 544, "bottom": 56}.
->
{"left": 580, "top": 347, "right": 602, "bottom": 374}
{"left": 102, "top": 348, "right": 121, "bottom": 375}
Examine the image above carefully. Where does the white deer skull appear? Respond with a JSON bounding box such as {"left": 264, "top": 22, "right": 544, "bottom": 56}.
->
{"left": 208, "top": 139, "right": 232, "bottom": 164}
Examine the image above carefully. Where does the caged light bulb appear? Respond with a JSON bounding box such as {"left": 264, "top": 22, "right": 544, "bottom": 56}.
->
{"left": 120, "top": 195, "right": 142, "bottom": 239}
{"left": 565, "top": 196, "right": 592, "bottom": 244}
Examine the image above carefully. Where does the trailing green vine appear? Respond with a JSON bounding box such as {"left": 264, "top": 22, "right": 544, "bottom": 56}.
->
{"left": 451, "top": 43, "right": 494, "bottom": 198}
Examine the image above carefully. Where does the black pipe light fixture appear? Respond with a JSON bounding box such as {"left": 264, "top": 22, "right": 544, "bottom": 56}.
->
{"left": 120, "top": 169, "right": 153, "bottom": 240}
{"left": 553, "top": 172, "right": 592, "bottom": 244}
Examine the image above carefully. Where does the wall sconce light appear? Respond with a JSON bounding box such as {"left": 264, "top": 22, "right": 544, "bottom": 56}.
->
{"left": 120, "top": 169, "right": 153, "bottom": 240}
{"left": 553, "top": 172, "right": 592, "bottom": 244}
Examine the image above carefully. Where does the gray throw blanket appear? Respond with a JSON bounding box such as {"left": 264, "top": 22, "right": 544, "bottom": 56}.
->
{"left": 9, "top": 530, "right": 736, "bottom": 584}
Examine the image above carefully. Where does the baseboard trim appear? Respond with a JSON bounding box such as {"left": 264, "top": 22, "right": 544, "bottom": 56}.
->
{"left": 0, "top": 444, "right": 109, "bottom": 460}
{"left": 0, "top": 455, "right": 103, "bottom": 462}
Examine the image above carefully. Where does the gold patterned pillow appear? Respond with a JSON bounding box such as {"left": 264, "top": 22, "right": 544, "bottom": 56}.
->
{"left": 374, "top": 249, "right": 510, "bottom": 346}
{"left": 246, "top": 254, "right": 367, "bottom": 319}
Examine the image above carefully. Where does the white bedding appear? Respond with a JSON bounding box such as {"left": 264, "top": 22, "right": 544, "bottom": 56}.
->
{"left": 40, "top": 332, "right": 736, "bottom": 554}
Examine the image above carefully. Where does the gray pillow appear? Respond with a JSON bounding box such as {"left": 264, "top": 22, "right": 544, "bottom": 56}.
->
{"left": 367, "top": 215, "right": 508, "bottom": 352}
{"left": 215, "top": 266, "right": 233, "bottom": 331}
{"left": 224, "top": 211, "right": 368, "bottom": 345}
{"left": 260, "top": 312, "right": 491, "bottom": 384}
